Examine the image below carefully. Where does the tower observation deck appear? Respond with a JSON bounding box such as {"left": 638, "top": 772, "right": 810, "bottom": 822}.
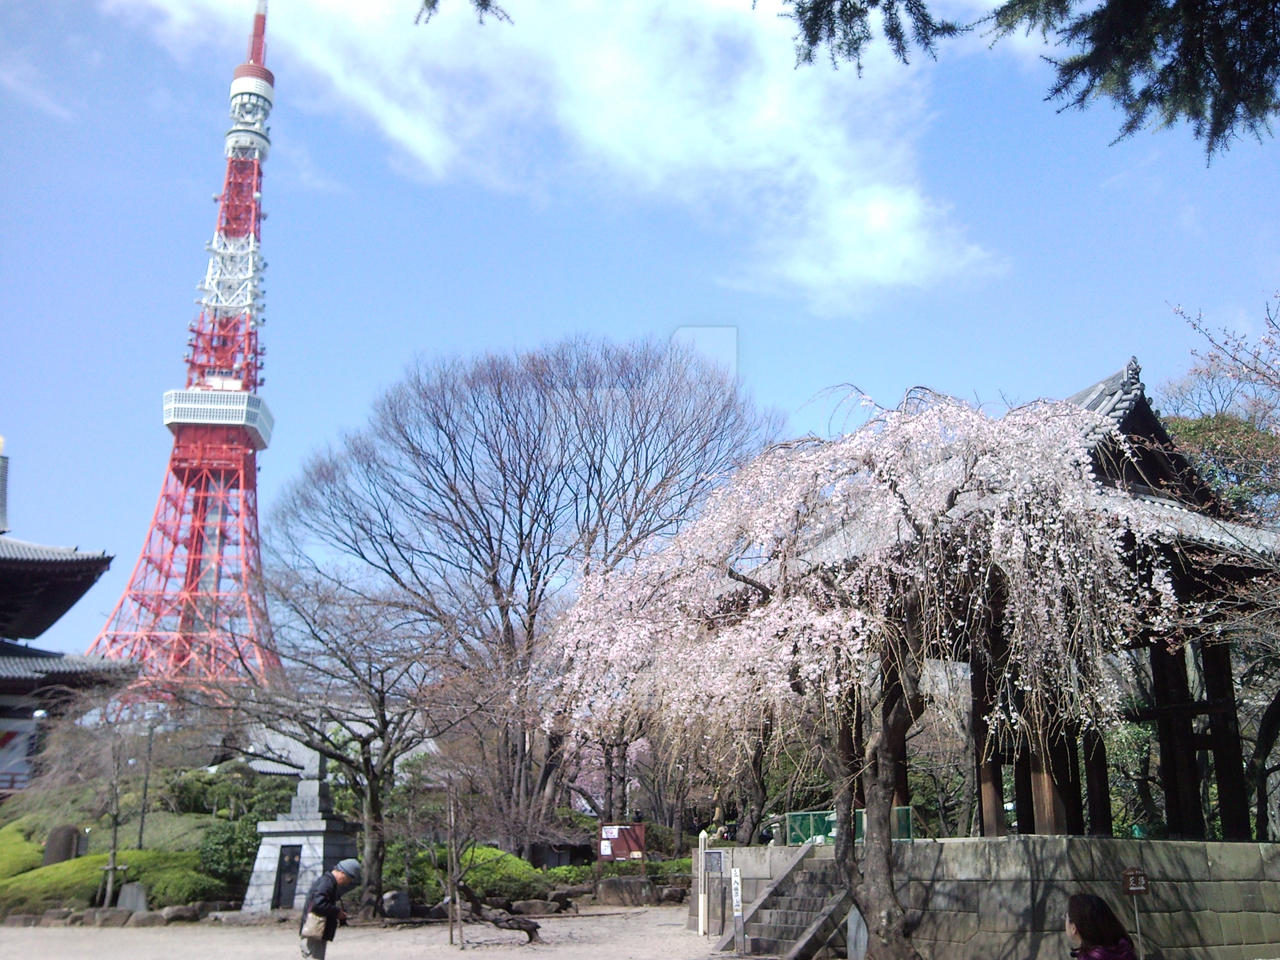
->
{"left": 91, "top": 2, "right": 281, "bottom": 685}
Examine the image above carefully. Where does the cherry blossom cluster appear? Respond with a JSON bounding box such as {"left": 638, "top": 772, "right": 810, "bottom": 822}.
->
{"left": 550, "top": 392, "right": 1185, "bottom": 768}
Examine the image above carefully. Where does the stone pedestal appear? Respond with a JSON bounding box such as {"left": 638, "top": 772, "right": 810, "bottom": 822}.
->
{"left": 241, "top": 774, "right": 359, "bottom": 913}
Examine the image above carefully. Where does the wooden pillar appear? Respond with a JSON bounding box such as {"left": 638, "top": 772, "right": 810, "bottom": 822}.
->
{"left": 1030, "top": 745, "right": 1068, "bottom": 834}
{"left": 1014, "top": 753, "right": 1035, "bottom": 834}
{"left": 1150, "top": 642, "right": 1205, "bottom": 839}
{"left": 1200, "top": 641, "right": 1251, "bottom": 840}
{"left": 970, "top": 648, "right": 1004, "bottom": 837}
{"left": 1048, "top": 727, "right": 1085, "bottom": 835}
{"left": 1082, "top": 727, "right": 1113, "bottom": 836}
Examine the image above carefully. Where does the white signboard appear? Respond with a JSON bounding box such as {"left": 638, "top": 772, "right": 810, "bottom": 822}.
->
{"left": 600, "top": 840, "right": 612, "bottom": 856}
{"left": 601, "top": 825, "right": 620, "bottom": 839}
{"left": 730, "top": 867, "right": 743, "bottom": 918}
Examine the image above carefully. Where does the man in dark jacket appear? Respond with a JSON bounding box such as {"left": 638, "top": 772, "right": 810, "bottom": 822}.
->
{"left": 300, "top": 858, "right": 361, "bottom": 959}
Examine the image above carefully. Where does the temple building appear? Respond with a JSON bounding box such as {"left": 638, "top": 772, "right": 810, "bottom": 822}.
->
{"left": 0, "top": 439, "right": 125, "bottom": 793}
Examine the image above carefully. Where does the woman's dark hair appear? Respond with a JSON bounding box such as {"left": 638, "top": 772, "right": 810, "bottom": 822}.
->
{"left": 1068, "top": 893, "right": 1129, "bottom": 947}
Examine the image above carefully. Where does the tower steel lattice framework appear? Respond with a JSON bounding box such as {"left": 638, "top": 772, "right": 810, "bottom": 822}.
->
{"left": 91, "top": 2, "right": 281, "bottom": 685}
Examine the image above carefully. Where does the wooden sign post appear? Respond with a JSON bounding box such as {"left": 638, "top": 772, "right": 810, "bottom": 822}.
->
{"left": 1121, "top": 867, "right": 1148, "bottom": 960}
{"left": 697, "top": 831, "right": 708, "bottom": 937}
{"left": 731, "top": 866, "right": 745, "bottom": 955}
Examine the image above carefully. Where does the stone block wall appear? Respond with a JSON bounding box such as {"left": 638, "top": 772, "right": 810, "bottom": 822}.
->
{"left": 689, "top": 837, "right": 1280, "bottom": 959}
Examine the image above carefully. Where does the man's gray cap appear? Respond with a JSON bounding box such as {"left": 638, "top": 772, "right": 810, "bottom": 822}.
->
{"left": 335, "top": 858, "right": 362, "bottom": 883}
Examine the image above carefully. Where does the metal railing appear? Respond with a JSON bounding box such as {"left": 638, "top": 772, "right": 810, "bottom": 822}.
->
{"left": 0, "top": 771, "right": 31, "bottom": 791}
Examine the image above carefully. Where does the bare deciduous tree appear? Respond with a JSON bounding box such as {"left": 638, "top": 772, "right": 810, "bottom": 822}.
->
{"left": 273, "top": 337, "right": 778, "bottom": 857}
{"left": 212, "top": 566, "right": 471, "bottom": 914}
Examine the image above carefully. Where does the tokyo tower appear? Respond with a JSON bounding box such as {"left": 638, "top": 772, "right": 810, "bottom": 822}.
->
{"left": 91, "top": 2, "right": 280, "bottom": 685}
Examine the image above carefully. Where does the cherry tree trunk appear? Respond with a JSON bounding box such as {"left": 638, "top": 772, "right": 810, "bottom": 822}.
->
{"left": 855, "top": 762, "right": 922, "bottom": 960}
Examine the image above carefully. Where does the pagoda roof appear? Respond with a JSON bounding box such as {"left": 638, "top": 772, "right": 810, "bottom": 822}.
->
{"left": 1065, "top": 356, "right": 1150, "bottom": 430}
{"left": 0, "top": 535, "right": 111, "bottom": 640}
{"left": 0, "top": 638, "right": 132, "bottom": 696}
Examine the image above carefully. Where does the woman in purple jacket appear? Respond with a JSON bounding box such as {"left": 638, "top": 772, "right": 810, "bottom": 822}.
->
{"left": 1065, "top": 893, "right": 1137, "bottom": 960}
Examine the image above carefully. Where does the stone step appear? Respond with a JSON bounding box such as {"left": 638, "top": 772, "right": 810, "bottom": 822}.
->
{"left": 792, "top": 871, "right": 842, "bottom": 887}
{"left": 781, "top": 882, "right": 839, "bottom": 898}
{"left": 747, "top": 936, "right": 791, "bottom": 956}
{"left": 797, "top": 862, "right": 842, "bottom": 878}
{"left": 756, "top": 908, "right": 824, "bottom": 927}
{"left": 767, "top": 896, "right": 829, "bottom": 912}
{"left": 746, "top": 920, "right": 811, "bottom": 940}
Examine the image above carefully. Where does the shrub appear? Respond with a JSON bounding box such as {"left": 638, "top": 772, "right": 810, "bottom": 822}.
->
{"left": 460, "top": 846, "right": 550, "bottom": 900}
{"left": 544, "top": 864, "right": 593, "bottom": 886}
{"left": 407, "top": 845, "right": 551, "bottom": 903}
{"left": 407, "top": 848, "right": 446, "bottom": 904}
{"left": 0, "top": 850, "right": 227, "bottom": 915}
{"left": 198, "top": 817, "right": 261, "bottom": 890}
{"left": 0, "top": 819, "right": 42, "bottom": 880}
{"left": 645, "top": 857, "right": 692, "bottom": 885}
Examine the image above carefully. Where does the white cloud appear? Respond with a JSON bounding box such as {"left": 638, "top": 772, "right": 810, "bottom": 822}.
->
{"left": 100, "top": 0, "right": 995, "bottom": 311}
{"left": 0, "top": 50, "right": 74, "bottom": 120}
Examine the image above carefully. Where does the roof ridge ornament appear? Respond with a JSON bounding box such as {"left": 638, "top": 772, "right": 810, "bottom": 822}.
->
{"left": 1125, "top": 356, "right": 1142, "bottom": 387}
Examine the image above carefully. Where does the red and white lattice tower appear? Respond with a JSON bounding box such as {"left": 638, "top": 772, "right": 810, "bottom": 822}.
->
{"left": 90, "top": 2, "right": 280, "bottom": 685}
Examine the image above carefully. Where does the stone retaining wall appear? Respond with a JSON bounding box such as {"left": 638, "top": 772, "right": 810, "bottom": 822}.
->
{"left": 690, "top": 837, "right": 1280, "bottom": 959}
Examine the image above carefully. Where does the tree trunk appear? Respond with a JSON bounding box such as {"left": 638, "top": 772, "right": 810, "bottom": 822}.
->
{"left": 856, "top": 754, "right": 922, "bottom": 960}
{"left": 603, "top": 742, "right": 616, "bottom": 821}
{"left": 851, "top": 633, "right": 924, "bottom": 960}
{"left": 737, "top": 758, "right": 768, "bottom": 847}
{"left": 360, "top": 769, "right": 386, "bottom": 917}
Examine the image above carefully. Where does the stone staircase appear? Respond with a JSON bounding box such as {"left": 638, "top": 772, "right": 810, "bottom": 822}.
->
{"left": 716, "top": 844, "right": 850, "bottom": 959}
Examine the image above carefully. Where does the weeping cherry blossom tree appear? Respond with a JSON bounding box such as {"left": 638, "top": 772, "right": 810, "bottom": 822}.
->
{"left": 554, "top": 390, "right": 1186, "bottom": 960}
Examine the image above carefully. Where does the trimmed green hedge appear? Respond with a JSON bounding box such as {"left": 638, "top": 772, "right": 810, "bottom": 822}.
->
{"left": 0, "top": 820, "right": 42, "bottom": 880}
{"left": 0, "top": 849, "right": 227, "bottom": 915}
{"left": 536, "top": 858, "right": 694, "bottom": 889}
{"left": 462, "top": 846, "right": 551, "bottom": 900}
{"left": 409, "top": 846, "right": 554, "bottom": 903}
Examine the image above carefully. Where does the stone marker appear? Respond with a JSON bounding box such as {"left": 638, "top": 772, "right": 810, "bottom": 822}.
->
{"left": 42, "top": 825, "right": 84, "bottom": 866}
{"left": 117, "top": 881, "right": 148, "bottom": 913}
{"left": 242, "top": 752, "right": 359, "bottom": 914}
{"left": 596, "top": 876, "right": 655, "bottom": 906}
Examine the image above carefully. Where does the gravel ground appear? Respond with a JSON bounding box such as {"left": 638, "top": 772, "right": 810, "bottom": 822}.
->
{"left": 4, "top": 905, "right": 719, "bottom": 960}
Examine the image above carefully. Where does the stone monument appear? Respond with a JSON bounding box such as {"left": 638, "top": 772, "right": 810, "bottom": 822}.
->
{"left": 242, "top": 753, "right": 359, "bottom": 912}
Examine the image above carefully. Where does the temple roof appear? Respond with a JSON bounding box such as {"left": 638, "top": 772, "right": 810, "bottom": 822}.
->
{"left": 0, "top": 638, "right": 131, "bottom": 696}
{"left": 0, "top": 535, "right": 112, "bottom": 640}
{"left": 1065, "top": 356, "right": 1149, "bottom": 429}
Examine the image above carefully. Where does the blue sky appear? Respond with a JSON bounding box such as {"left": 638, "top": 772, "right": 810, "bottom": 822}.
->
{"left": 2, "top": 0, "right": 1277, "bottom": 655}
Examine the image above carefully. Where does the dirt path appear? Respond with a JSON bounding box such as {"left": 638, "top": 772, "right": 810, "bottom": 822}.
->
{"left": 4, "top": 905, "right": 720, "bottom": 960}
